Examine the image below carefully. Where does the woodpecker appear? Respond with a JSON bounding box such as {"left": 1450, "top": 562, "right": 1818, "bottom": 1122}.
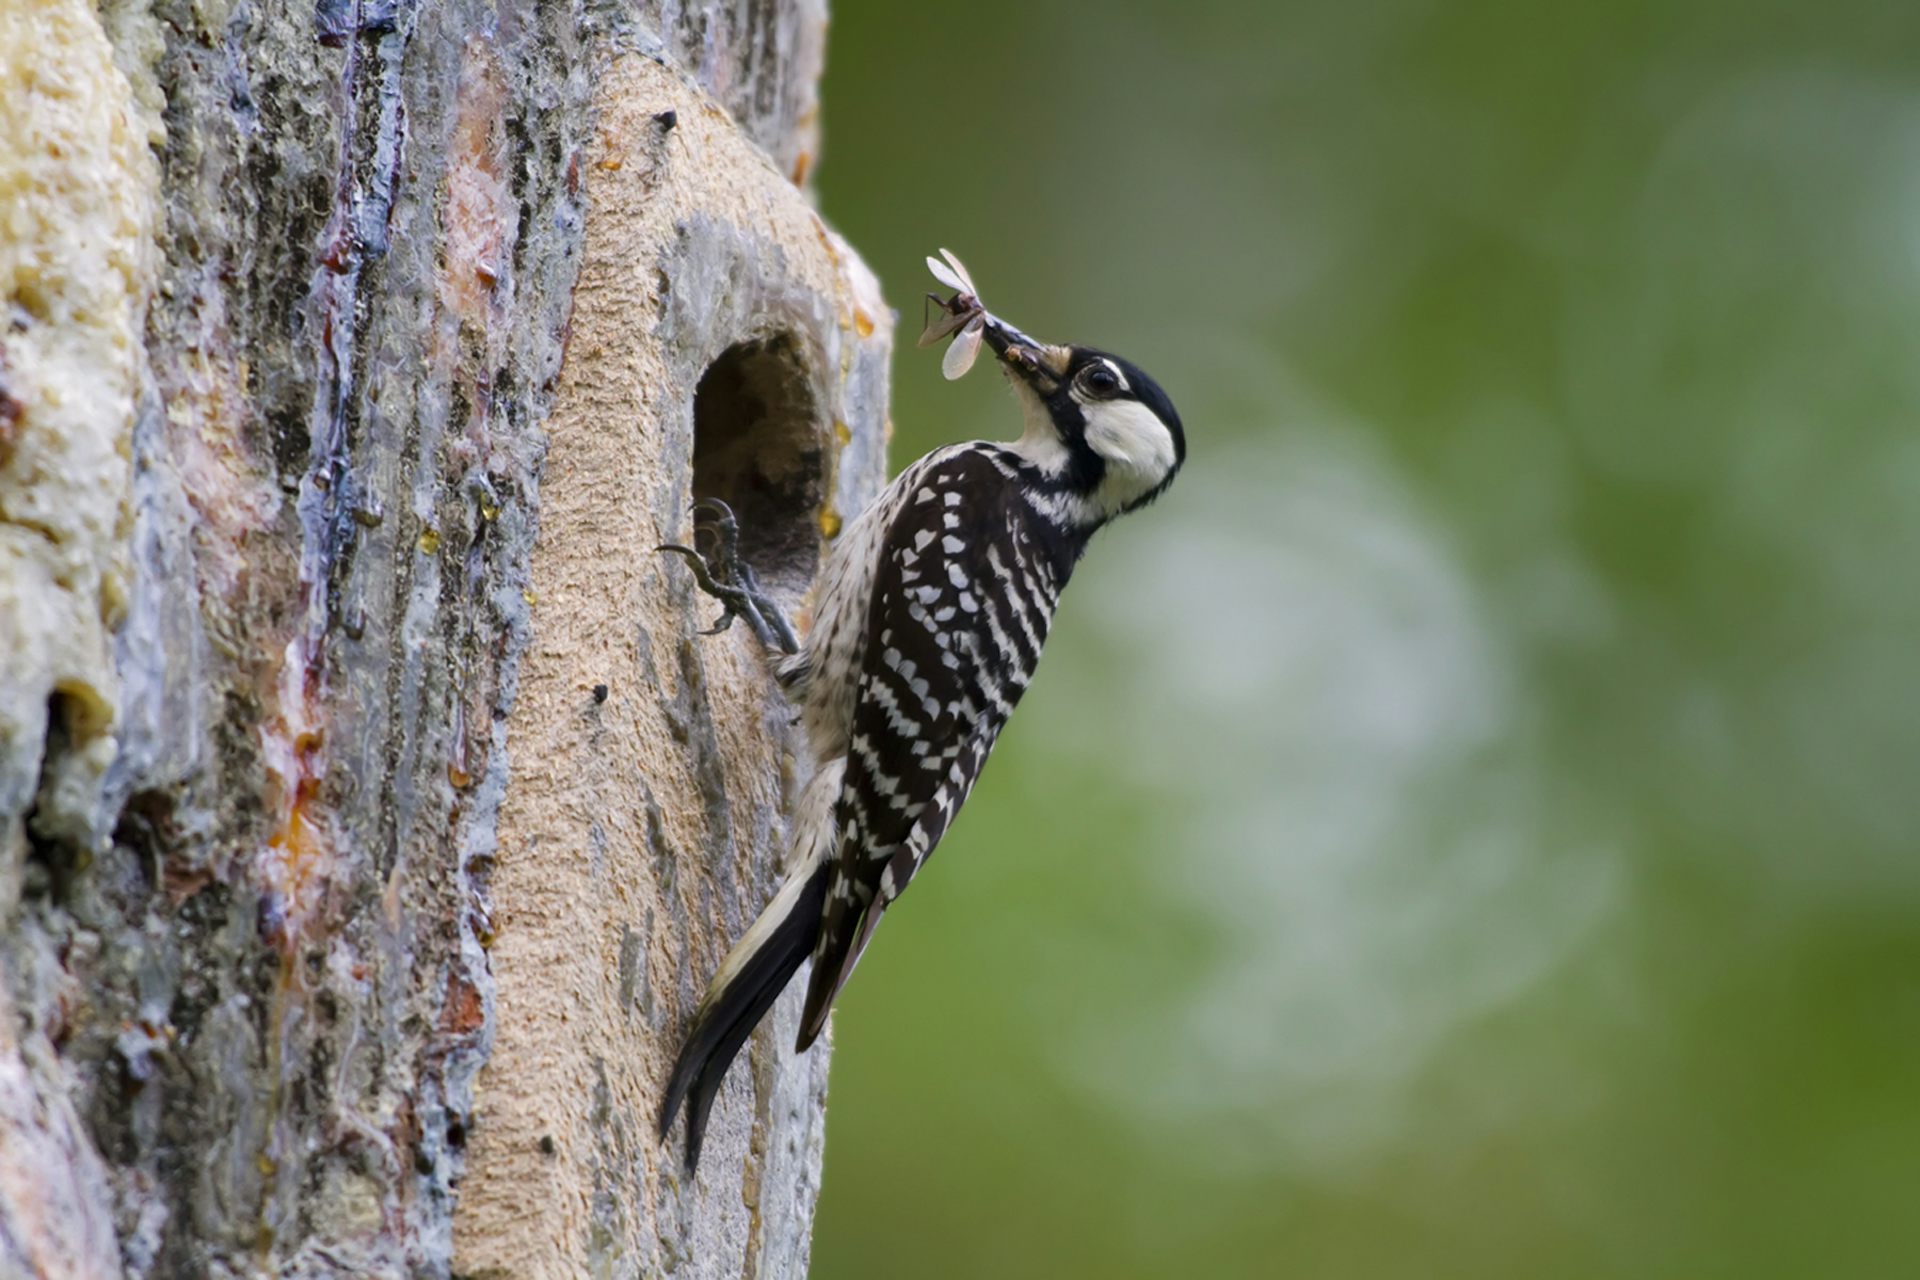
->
{"left": 656, "top": 251, "right": 1185, "bottom": 1171}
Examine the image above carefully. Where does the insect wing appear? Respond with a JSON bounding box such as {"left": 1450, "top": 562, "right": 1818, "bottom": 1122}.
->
{"left": 918, "top": 299, "right": 975, "bottom": 348}
{"left": 942, "top": 317, "right": 984, "bottom": 380}
{"left": 936, "top": 248, "right": 978, "bottom": 296}
{"left": 926, "top": 254, "right": 969, "bottom": 294}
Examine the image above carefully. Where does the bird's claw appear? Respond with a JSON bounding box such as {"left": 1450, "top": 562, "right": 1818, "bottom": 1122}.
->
{"left": 691, "top": 498, "right": 738, "bottom": 541}
{"left": 656, "top": 506, "right": 800, "bottom": 655}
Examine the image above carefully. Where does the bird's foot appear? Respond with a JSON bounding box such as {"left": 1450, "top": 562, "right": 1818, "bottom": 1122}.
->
{"left": 657, "top": 498, "right": 799, "bottom": 655}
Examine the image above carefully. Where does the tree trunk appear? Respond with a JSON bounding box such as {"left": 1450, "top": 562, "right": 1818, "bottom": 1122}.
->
{"left": 0, "top": 2, "right": 888, "bottom": 1276}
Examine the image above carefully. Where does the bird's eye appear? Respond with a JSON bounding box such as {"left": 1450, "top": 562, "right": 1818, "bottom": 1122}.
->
{"left": 1079, "top": 364, "right": 1120, "bottom": 398}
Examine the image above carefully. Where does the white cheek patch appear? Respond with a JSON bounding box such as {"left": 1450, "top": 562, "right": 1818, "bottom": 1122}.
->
{"left": 1084, "top": 398, "right": 1178, "bottom": 516}
{"left": 1084, "top": 399, "right": 1176, "bottom": 478}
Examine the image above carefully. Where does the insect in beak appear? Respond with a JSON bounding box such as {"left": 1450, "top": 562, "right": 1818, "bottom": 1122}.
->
{"left": 918, "top": 248, "right": 1054, "bottom": 382}
{"left": 919, "top": 248, "right": 987, "bottom": 378}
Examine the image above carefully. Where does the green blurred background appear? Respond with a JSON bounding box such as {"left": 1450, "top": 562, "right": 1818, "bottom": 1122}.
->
{"left": 808, "top": 3, "right": 1920, "bottom": 1276}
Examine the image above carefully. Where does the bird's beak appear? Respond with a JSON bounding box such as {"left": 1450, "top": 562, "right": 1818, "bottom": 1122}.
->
{"left": 981, "top": 317, "right": 1068, "bottom": 391}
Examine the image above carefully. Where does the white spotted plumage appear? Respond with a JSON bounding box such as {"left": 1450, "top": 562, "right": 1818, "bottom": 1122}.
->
{"left": 789, "top": 442, "right": 1085, "bottom": 1048}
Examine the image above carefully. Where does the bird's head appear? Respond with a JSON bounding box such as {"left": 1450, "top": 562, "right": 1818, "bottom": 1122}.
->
{"left": 922, "top": 250, "right": 1185, "bottom": 526}
{"left": 990, "top": 335, "right": 1185, "bottom": 522}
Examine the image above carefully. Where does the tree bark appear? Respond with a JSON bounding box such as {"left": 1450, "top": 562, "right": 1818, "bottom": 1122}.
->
{"left": 0, "top": 2, "right": 887, "bottom": 1276}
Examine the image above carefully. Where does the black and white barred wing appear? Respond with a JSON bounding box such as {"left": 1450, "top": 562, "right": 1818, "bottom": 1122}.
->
{"left": 796, "top": 449, "right": 1059, "bottom": 1047}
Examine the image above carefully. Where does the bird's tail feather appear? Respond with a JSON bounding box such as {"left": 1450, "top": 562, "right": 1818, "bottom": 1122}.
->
{"left": 657, "top": 858, "right": 831, "bottom": 1172}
